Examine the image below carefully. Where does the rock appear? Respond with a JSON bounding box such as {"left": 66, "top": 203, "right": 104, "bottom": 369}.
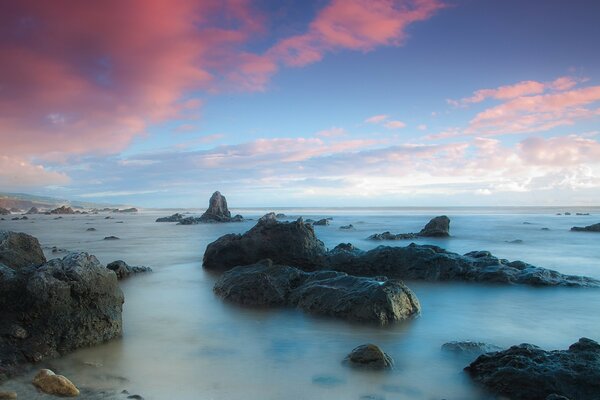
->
{"left": 0, "top": 208, "right": 10, "bottom": 215}
{"left": 441, "top": 341, "right": 503, "bottom": 356}
{"left": 203, "top": 215, "right": 327, "bottom": 271}
{"left": 339, "top": 224, "right": 354, "bottom": 230}
{"left": 0, "top": 231, "right": 46, "bottom": 270}
{"left": 576, "top": 213, "right": 590, "bottom": 216}
{"left": 87, "top": 227, "right": 97, "bottom": 231}
{"left": 541, "top": 227, "right": 550, "bottom": 231}
{"left": 213, "top": 260, "right": 420, "bottom": 324}
{"left": 53, "top": 216, "right": 62, "bottom": 220}
{"left": 571, "top": 223, "right": 600, "bottom": 232}
{"left": 32, "top": 369, "right": 79, "bottom": 397}
{"left": 25, "top": 207, "right": 39, "bottom": 215}
{"left": 343, "top": 344, "right": 394, "bottom": 370}
{"left": 0, "top": 391, "right": 17, "bottom": 399}
{"left": 275, "top": 213, "right": 286, "bottom": 218}
{"left": 0, "top": 251, "right": 123, "bottom": 382}
{"left": 51, "top": 246, "right": 67, "bottom": 254}
{"left": 198, "top": 191, "right": 243, "bottom": 223}
{"left": 50, "top": 206, "right": 74, "bottom": 214}
{"left": 155, "top": 213, "right": 184, "bottom": 223}
{"left": 565, "top": 212, "right": 571, "bottom": 215}
{"left": 506, "top": 239, "right": 524, "bottom": 244}
{"left": 368, "top": 215, "right": 450, "bottom": 240}
{"left": 106, "top": 260, "right": 152, "bottom": 279}
{"left": 104, "top": 216, "right": 112, "bottom": 219}
{"left": 465, "top": 338, "right": 600, "bottom": 400}
{"left": 312, "top": 219, "right": 329, "bottom": 226}
{"left": 114, "top": 208, "right": 138, "bottom": 213}
{"left": 103, "top": 236, "right": 120, "bottom": 240}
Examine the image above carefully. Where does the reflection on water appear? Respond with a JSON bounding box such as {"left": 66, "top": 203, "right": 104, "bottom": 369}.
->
{"left": 1, "top": 208, "right": 599, "bottom": 399}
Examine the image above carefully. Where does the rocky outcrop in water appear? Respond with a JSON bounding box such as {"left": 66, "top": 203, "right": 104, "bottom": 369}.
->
{"left": 213, "top": 260, "right": 420, "bottom": 324}
{"left": 113, "top": 208, "right": 137, "bottom": 213}
{"left": 368, "top": 215, "right": 450, "bottom": 240}
{"left": 25, "top": 207, "right": 39, "bottom": 215}
{"left": 204, "top": 215, "right": 326, "bottom": 271}
{"left": 0, "top": 231, "right": 46, "bottom": 270}
{"left": 441, "top": 341, "right": 503, "bottom": 357}
{"left": 49, "top": 206, "right": 75, "bottom": 214}
{"left": 465, "top": 338, "right": 600, "bottom": 400}
{"left": 203, "top": 217, "right": 599, "bottom": 287}
{"left": 103, "top": 236, "right": 120, "bottom": 240}
{"left": 0, "top": 208, "right": 10, "bottom": 215}
{"left": 198, "top": 191, "right": 243, "bottom": 223}
{"left": 571, "top": 223, "right": 600, "bottom": 232}
{"left": 0, "top": 240, "right": 124, "bottom": 382}
{"left": 155, "top": 213, "right": 184, "bottom": 223}
{"left": 343, "top": 344, "right": 394, "bottom": 370}
{"left": 312, "top": 219, "right": 329, "bottom": 226}
{"left": 339, "top": 224, "right": 354, "bottom": 230}
{"left": 106, "top": 260, "right": 152, "bottom": 279}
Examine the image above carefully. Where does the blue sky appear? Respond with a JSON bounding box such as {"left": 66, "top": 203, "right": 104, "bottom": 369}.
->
{"left": 2, "top": 0, "right": 600, "bottom": 207}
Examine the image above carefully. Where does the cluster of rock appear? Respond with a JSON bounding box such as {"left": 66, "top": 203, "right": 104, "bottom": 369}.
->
{"left": 203, "top": 215, "right": 599, "bottom": 287}
{"left": 113, "top": 208, "right": 138, "bottom": 213}
{"left": 0, "top": 208, "right": 10, "bottom": 215}
{"left": 155, "top": 191, "right": 243, "bottom": 224}
{"left": 25, "top": 207, "right": 39, "bottom": 214}
{"left": 571, "top": 223, "right": 600, "bottom": 232}
{"left": 156, "top": 213, "right": 185, "bottom": 223}
{"left": 465, "top": 338, "right": 600, "bottom": 400}
{"left": 106, "top": 260, "right": 152, "bottom": 279}
{"left": 368, "top": 215, "right": 450, "bottom": 240}
{"left": 214, "top": 259, "right": 420, "bottom": 324}
{"left": 49, "top": 205, "right": 75, "bottom": 214}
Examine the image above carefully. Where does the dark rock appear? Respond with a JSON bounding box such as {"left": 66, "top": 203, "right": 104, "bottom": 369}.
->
{"left": 339, "top": 224, "right": 354, "bottom": 230}
{"left": 506, "top": 239, "right": 524, "bottom": 244}
{"left": 368, "top": 231, "right": 418, "bottom": 240}
{"left": 0, "top": 252, "right": 123, "bottom": 382}
{"left": 0, "top": 231, "right": 46, "bottom": 270}
{"left": 541, "top": 227, "right": 550, "bottom": 231}
{"left": 114, "top": 208, "right": 138, "bottom": 213}
{"left": 571, "top": 223, "right": 600, "bottom": 232}
{"left": 275, "top": 213, "right": 286, "bottom": 218}
{"left": 25, "top": 207, "right": 39, "bottom": 215}
{"left": 104, "top": 216, "right": 112, "bottom": 219}
{"left": 312, "top": 219, "right": 329, "bottom": 226}
{"left": 106, "top": 260, "right": 152, "bottom": 279}
{"left": 565, "top": 212, "right": 571, "bottom": 215}
{"left": 53, "top": 216, "right": 62, "bottom": 220}
{"left": 51, "top": 246, "right": 67, "bottom": 254}
{"left": 576, "top": 213, "right": 590, "bottom": 216}
{"left": 0, "top": 208, "right": 10, "bottom": 215}
{"left": 87, "top": 228, "right": 97, "bottom": 231}
{"left": 155, "top": 213, "right": 184, "bottom": 223}
{"left": 103, "top": 236, "right": 120, "bottom": 240}
{"left": 198, "top": 191, "right": 243, "bottom": 223}
{"left": 465, "top": 338, "right": 600, "bottom": 400}
{"left": 213, "top": 260, "right": 420, "bottom": 324}
{"left": 343, "top": 344, "right": 394, "bottom": 370}
{"left": 368, "top": 215, "right": 450, "bottom": 240}
{"left": 10, "top": 217, "right": 19, "bottom": 221}
{"left": 441, "top": 341, "right": 503, "bottom": 356}
{"left": 204, "top": 215, "right": 327, "bottom": 271}
{"left": 50, "top": 206, "right": 75, "bottom": 214}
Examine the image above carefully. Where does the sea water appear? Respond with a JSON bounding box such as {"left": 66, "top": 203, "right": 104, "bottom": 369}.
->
{"left": 1, "top": 207, "right": 599, "bottom": 399}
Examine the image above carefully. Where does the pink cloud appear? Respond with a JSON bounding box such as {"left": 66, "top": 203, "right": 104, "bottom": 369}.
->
{"left": 0, "top": 156, "right": 70, "bottom": 187}
{"left": 384, "top": 120, "right": 407, "bottom": 129}
{"left": 365, "top": 114, "right": 390, "bottom": 123}
{"left": 518, "top": 135, "right": 600, "bottom": 166}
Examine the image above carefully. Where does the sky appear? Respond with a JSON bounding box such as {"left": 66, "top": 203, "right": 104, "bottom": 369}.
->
{"left": 1, "top": 0, "right": 600, "bottom": 207}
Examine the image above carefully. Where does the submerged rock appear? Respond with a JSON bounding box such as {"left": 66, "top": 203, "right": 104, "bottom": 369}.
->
{"left": 204, "top": 215, "right": 327, "bottom": 271}
{"left": 465, "top": 338, "right": 600, "bottom": 400}
{"left": 368, "top": 215, "right": 450, "bottom": 240}
{"left": 32, "top": 369, "right": 79, "bottom": 397}
{"left": 571, "top": 223, "right": 600, "bottom": 232}
{"left": 343, "top": 344, "right": 394, "bottom": 370}
{"left": 441, "top": 341, "right": 503, "bottom": 356}
{"left": 339, "top": 224, "right": 354, "bottom": 230}
{"left": 106, "top": 260, "right": 152, "bottom": 279}
{"left": 0, "top": 231, "right": 46, "bottom": 270}
{"left": 198, "top": 191, "right": 243, "bottom": 223}
{"left": 213, "top": 260, "right": 420, "bottom": 324}
{"left": 155, "top": 213, "right": 184, "bottom": 223}
{"left": 87, "top": 227, "right": 97, "bottom": 231}
{"left": 103, "top": 236, "right": 120, "bottom": 240}
{"left": 50, "top": 206, "right": 75, "bottom": 214}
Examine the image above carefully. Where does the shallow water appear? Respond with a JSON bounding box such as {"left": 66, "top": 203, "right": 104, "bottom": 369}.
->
{"left": 1, "top": 208, "right": 600, "bottom": 399}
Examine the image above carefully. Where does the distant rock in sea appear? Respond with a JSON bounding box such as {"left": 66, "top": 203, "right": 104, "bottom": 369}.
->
{"left": 156, "top": 213, "right": 184, "bottom": 223}
{"left": 86, "top": 227, "right": 96, "bottom": 231}
{"left": 0, "top": 208, "right": 10, "bottom": 215}
{"left": 368, "top": 215, "right": 450, "bottom": 240}
{"left": 25, "top": 207, "right": 39, "bottom": 214}
{"left": 113, "top": 207, "right": 138, "bottom": 213}
{"left": 571, "top": 223, "right": 600, "bottom": 232}
{"left": 312, "top": 218, "right": 329, "bottom": 226}
{"left": 465, "top": 338, "right": 600, "bottom": 400}
{"left": 441, "top": 341, "right": 503, "bottom": 357}
{"left": 103, "top": 236, "right": 120, "bottom": 240}
{"left": 49, "top": 205, "right": 75, "bottom": 214}
{"left": 275, "top": 213, "right": 287, "bottom": 218}
{"left": 213, "top": 259, "right": 420, "bottom": 324}
{"left": 198, "top": 191, "right": 243, "bottom": 223}
{"left": 106, "top": 260, "right": 152, "bottom": 279}
{"left": 339, "top": 224, "right": 354, "bottom": 230}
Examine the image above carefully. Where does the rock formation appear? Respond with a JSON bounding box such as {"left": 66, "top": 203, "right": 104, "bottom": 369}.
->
{"left": 25, "top": 207, "right": 39, "bottom": 214}
{"left": 0, "top": 231, "right": 46, "bottom": 270}
{"left": 156, "top": 213, "right": 184, "bottom": 223}
{"left": 368, "top": 215, "right": 450, "bottom": 240}
{"left": 106, "top": 260, "right": 152, "bottom": 279}
{"left": 312, "top": 219, "right": 329, "bottom": 226}
{"left": 49, "top": 205, "right": 75, "bottom": 214}
{"left": 0, "top": 208, "right": 10, "bottom": 215}
{"left": 198, "top": 191, "right": 243, "bottom": 223}
{"left": 465, "top": 338, "right": 600, "bottom": 400}
{"left": 213, "top": 260, "right": 420, "bottom": 324}
{"left": 343, "top": 344, "right": 394, "bottom": 370}
{"left": 571, "top": 223, "right": 600, "bottom": 232}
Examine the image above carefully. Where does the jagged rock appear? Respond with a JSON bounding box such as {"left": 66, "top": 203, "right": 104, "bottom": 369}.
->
{"left": 25, "top": 207, "right": 39, "bottom": 215}
{"left": 198, "top": 191, "right": 243, "bottom": 223}
{"left": 465, "top": 338, "right": 600, "bottom": 400}
{"left": 0, "top": 208, "right": 10, "bottom": 215}
{"left": 0, "top": 252, "right": 123, "bottom": 382}
{"left": 155, "top": 213, "right": 184, "bottom": 223}
{"left": 312, "top": 219, "right": 329, "bottom": 226}
{"left": 103, "top": 236, "right": 120, "bottom": 240}
{"left": 203, "top": 215, "right": 326, "bottom": 271}
{"left": 571, "top": 223, "right": 600, "bottom": 232}
{"left": 368, "top": 215, "right": 450, "bottom": 240}
{"left": 106, "top": 260, "right": 152, "bottom": 279}
{"left": 50, "top": 206, "right": 74, "bottom": 214}
{"left": 339, "top": 224, "right": 354, "bottom": 230}
{"left": 213, "top": 260, "right": 420, "bottom": 324}
{"left": 32, "top": 369, "right": 80, "bottom": 397}
{"left": 441, "top": 341, "right": 503, "bottom": 356}
{"left": 343, "top": 344, "right": 394, "bottom": 370}
{"left": 0, "top": 231, "right": 46, "bottom": 270}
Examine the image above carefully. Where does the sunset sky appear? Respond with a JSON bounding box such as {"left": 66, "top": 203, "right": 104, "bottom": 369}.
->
{"left": 1, "top": 0, "right": 600, "bottom": 207}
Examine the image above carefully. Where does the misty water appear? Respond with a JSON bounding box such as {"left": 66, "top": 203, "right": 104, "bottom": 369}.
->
{"left": 2, "top": 207, "right": 600, "bottom": 399}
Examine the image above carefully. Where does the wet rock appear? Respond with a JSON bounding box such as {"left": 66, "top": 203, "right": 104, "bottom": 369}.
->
{"left": 0, "top": 231, "right": 46, "bottom": 270}
{"left": 87, "top": 227, "right": 97, "bottom": 231}
{"left": 465, "top": 338, "right": 600, "bottom": 400}
{"left": 50, "top": 206, "right": 74, "bottom": 215}
{"left": 571, "top": 223, "right": 600, "bottom": 232}
{"left": 155, "top": 213, "right": 184, "bottom": 223}
{"left": 204, "top": 215, "right": 327, "bottom": 271}
{"left": 104, "top": 216, "right": 112, "bottom": 219}
{"left": 25, "top": 207, "right": 39, "bottom": 215}
{"left": 214, "top": 260, "right": 420, "bottom": 324}
{"left": 0, "top": 391, "right": 17, "bottom": 399}
{"left": 198, "top": 191, "right": 243, "bottom": 223}
{"left": 368, "top": 216, "right": 450, "bottom": 240}
{"left": 312, "top": 219, "right": 329, "bottom": 226}
{"left": 339, "top": 224, "right": 354, "bottom": 230}
{"left": 368, "top": 231, "right": 418, "bottom": 240}
{"left": 106, "top": 260, "right": 152, "bottom": 279}
{"left": 541, "top": 227, "right": 550, "bottom": 231}
{"left": 441, "top": 341, "right": 503, "bottom": 356}
{"left": 32, "top": 369, "right": 79, "bottom": 397}
{"left": 344, "top": 344, "right": 394, "bottom": 370}
{"left": 103, "top": 236, "right": 120, "bottom": 240}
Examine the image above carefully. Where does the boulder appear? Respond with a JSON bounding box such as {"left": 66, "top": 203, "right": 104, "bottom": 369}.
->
{"left": 0, "top": 252, "right": 123, "bottom": 381}
{"left": 571, "top": 223, "right": 600, "bottom": 232}
{"left": 50, "top": 206, "right": 75, "bottom": 214}
{"left": 198, "top": 191, "right": 243, "bottom": 223}
{"left": 214, "top": 260, "right": 420, "bottom": 324}
{"left": 32, "top": 369, "right": 79, "bottom": 397}
{"left": 155, "top": 213, "right": 184, "bottom": 223}
{"left": 0, "top": 231, "right": 46, "bottom": 270}
{"left": 203, "top": 215, "right": 327, "bottom": 271}
{"left": 368, "top": 215, "right": 450, "bottom": 240}
{"left": 106, "top": 260, "right": 152, "bottom": 279}
{"left": 465, "top": 338, "right": 600, "bottom": 400}
{"left": 343, "top": 344, "right": 394, "bottom": 370}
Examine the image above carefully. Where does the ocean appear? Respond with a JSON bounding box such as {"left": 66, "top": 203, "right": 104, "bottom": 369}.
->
{"left": 1, "top": 207, "right": 599, "bottom": 399}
